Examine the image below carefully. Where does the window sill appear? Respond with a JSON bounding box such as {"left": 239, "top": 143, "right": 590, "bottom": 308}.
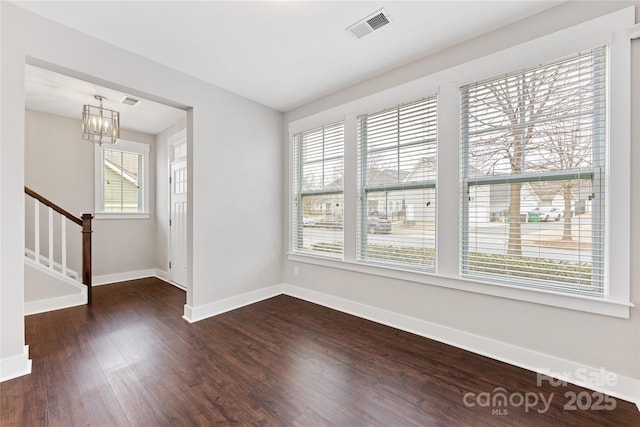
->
{"left": 94, "top": 212, "right": 150, "bottom": 220}
{"left": 287, "top": 252, "right": 633, "bottom": 319}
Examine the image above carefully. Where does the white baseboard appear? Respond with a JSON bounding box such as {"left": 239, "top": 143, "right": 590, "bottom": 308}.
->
{"left": 281, "top": 283, "right": 640, "bottom": 409}
{"left": 93, "top": 269, "right": 160, "bottom": 286}
{"left": 183, "top": 284, "right": 282, "bottom": 323}
{"left": 25, "top": 292, "right": 87, "bottom": 315}
{"left": 154, "top": 269, "right": 169, "bottom": 281}
{"left": 154, "top": 270, "right": 189, "bottom": 291}
{"left": 0, "top": 346, "right": 32, "bottom": 382}
{"left": 89, "top": 276, "right": 640, "bottom": 408}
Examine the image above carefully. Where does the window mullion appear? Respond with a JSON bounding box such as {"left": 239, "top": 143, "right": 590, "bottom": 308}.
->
{"left": 343, "top": 113, "right": 357, "bottom": 261}
{"left": 459, "top": 84, "right": 470, "bottom": 276}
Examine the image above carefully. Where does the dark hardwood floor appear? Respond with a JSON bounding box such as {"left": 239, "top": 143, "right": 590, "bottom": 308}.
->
{"left": 1, "top": 277, "right": 638, "bottom": 426}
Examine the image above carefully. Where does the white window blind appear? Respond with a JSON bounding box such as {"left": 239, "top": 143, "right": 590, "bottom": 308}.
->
{"left": 293, "top": 122, "right": 344, "bottom": 257}
{"left": 460, "top": 47, "right": 606, "bottom": 295}
{"left": 95, "top": 140, "right": 149, "bottom": 216}
{"left": 357, "top": 97, "right": 437, "bottom": 270}
{"left": 103, "top": 149, "right": 143, "bottom": 212}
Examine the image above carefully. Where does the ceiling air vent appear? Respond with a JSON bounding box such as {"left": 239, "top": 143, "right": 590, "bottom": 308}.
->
{"left": 347, "top": 9, "right": 391, "bottom": 39}
{"left": 120, "top": 96, "right": 140, "bottom": 107}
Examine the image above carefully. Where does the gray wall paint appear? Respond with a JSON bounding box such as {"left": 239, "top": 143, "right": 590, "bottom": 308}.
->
{"left": 1, "top": 3, "right": 284, "bottom": 366}
{"left": 3, "top": 0, "right": 636, "bottom": 392}
{"left": 283, "top": 1, "right": 640, "bottom": 379}
{"left": 24, "top": 109, "right": 157, "bottom": 277}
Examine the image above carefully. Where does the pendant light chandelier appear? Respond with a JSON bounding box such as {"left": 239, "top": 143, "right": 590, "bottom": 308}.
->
{"left": 82, "top": 95, "right": 120, "bottom": 145}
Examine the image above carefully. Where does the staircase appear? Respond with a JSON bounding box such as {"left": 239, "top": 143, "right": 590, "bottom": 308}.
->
{"left": 24, "top": 187, "right": 93, "bottom": 315}
{"left": 24, "top": 248, "right": 80, "bottom": 281}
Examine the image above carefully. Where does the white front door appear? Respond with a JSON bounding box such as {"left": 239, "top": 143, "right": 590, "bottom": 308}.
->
{"left": 168, "top": 129, "right": 188, "bottom": 289}
{"left": 169, "top": 158, "right": 188, "bottom": 288}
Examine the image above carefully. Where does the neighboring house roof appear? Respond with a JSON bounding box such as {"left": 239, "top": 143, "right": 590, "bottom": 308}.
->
{"left": 103, "top": 152, "right": 140, "bottom": 209}
{"left": 324, "top": 168, "right": 411, "bottom": 189}
{"left": 404, "top": 158, "right": 436, "bottom": 182}
{"left": 528, "top": 180, "right": 592, "bottom": 203}
{"left": 104, "top": 159, "right": 139, "bottom": 187}
{"left": 366, "top": 169, "right": 411, "bottom": 186}
{"left": 489, "top": 182, "right": 540, "bottom": 204}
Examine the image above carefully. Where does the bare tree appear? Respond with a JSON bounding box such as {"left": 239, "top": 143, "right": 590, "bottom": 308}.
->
{"left": 468, "top": 74, "right": 543, "bottom": 255}
{"left": 532, "top": 123, "right": 592, "bottom": 240}
{"left": 525, "top": 58, "right": 596, "bottom": 241}
{"left": 467, "top": 56, "right": 595, "bottom": 253}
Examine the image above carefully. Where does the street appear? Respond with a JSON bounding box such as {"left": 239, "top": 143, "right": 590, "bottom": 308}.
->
{"left": 303, "top": 216, "right": 593, "bottom": 263}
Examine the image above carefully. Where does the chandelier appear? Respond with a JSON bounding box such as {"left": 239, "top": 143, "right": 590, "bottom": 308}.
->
{"left": 82, "top": 95, "right": 119, "bottom": 145}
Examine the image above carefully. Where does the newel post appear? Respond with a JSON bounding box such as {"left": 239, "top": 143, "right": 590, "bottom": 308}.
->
{"left": 81, "top": 213, "right": 93, "bottom": 304}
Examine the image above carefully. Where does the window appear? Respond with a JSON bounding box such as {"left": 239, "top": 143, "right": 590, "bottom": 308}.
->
{"left": 95, "top": 140, "right": 150, "bottom": 217}
{"left": 293, "top": 122, "right": 344, "bottom": 256}
{"left": 288, "top": 8, "right": 631, "bottom": 317}
{"left": 357, "top": 97, "right": 437, "bottom": 270}
{"left": 460, "top": 47, "right": 606, "bottom": 295}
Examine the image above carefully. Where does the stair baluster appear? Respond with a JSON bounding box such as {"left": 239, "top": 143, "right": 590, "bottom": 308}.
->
{"left": 24, "top": 186, "right": 93, "bottom": 304}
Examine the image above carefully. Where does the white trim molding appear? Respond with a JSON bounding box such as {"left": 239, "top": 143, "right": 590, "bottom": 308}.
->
{"left": 288, "top": 253, "right": 633, "bottom": 318}
{"left": 182, "top": 285, "right": 282, "bottom": 323}
{"left": 93, "top": 269, "right": 161, "bottom": 286}
{"left": 155, "top": 269, "right": 170, "bottom": 282}
{"left": 281, "top": 283, "right": 640, "bottom": 409}
{"left": 25, "top": 293, "right": 87, "bottom": 316}
{"left": 0, "top": 346, "right": 32, "bottom": 383}
{"left": 94, "top": 139, "right": 151, "bottom": 216}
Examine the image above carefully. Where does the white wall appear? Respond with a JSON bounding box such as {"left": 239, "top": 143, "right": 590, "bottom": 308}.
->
{"left": 1, "top": 3, "right": 283, "bottom": 379}
{"left": 0, "top": 0, "right": 31, "bottom": 381}
{"left": 283, "top": 0, "right": 640, "bottom": 386}
{"left": 24, "top": 109, "right": 157, "bottom": 278}
{"left": 189, "top": 98, "right": 283, "bottom": 307}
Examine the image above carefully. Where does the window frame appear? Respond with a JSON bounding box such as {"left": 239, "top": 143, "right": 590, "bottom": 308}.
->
{"left": 459, "top": 47, "right": 607, "bottom": 296}
{"left": 357, "top": 97, "right": 438, "bottom": 271}
{"left": 287, "top": 7, "right": 633, "bottom": 318}
{"left": 94, "top": 139, "right": 150, "bottom": 219}
{"left": 292, "top": 121, "right": 345, "bottom": 258}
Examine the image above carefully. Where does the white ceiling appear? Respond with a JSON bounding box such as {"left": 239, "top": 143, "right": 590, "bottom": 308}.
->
{"left": 17, "top": 1, "right": 561, "bottom": 131}
{"left": 25, "top": 65, "right": 186, "bottom": 135}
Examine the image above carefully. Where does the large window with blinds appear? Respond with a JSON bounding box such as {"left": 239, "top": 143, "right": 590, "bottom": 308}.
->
{"left": 95, "top": 140, "right": 150, "bottom": 216}
{"left": 460, "top": 47, "right": 606, "bottom": 295}
{"left": 293, "top": 122, "right": 344, "bottom": 257}
{"left": 358, "top": 97, "right": 437, "bottom": 270}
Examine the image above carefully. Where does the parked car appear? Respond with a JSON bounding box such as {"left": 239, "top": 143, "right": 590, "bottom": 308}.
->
{"left": 316, "top": 216, "right": 343, "bottom": 229}
{"left": 302, "top": 215, "right": 316, "bottom": 226}
{"left": 367, "top": 216, "right": 392, "bottom": 234}
{"left": 529, "top": 207, "right": 563, "bottom": 222}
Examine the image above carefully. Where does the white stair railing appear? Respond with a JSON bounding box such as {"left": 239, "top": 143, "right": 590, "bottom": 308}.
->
{"left": 24, "top": 186, "right": 93, "bottom": 303}
{"left": 29, "top": 198, "right": 79, "bottom": 281}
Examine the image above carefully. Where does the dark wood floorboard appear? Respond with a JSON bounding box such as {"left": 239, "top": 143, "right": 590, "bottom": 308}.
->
{"left": 1, "top": 277, "right": 639, "bottom": 426}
